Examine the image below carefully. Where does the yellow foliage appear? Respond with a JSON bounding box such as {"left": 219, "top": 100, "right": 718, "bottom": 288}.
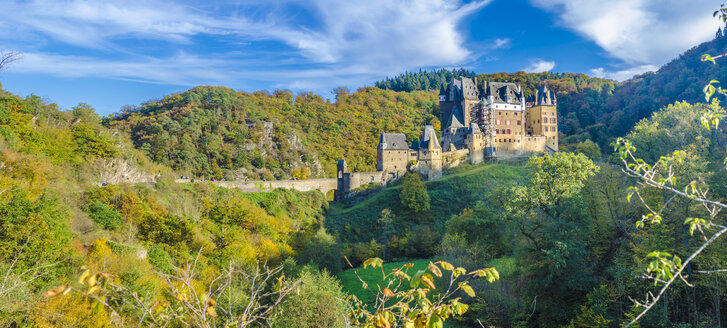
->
{"left": 31, "top": 293, "right": 111, "bottom": 328}
{"left": 0, "top": 149, "right": 52, "bottom": 200}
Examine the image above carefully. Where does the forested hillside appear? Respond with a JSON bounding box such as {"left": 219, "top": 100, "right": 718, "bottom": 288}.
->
{"left": 376, "top": 33, "right": 727, "bottom": 153}
{"left": 0, "top": 86, "right": 356, "bottom": 327}
{"left": 107, "top": 86, "right": 437, "bottom": 180}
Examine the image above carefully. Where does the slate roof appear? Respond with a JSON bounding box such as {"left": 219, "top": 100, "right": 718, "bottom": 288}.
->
{"left": 379, "top": 133, "right": 409, "bottom": 150}
{"left": 536, "top": 84, "right": 556, "bottom": 106}
{"left": 419, "top": 125, "right": 441, "bottom": 149}
{"left": 445, "top": 104, "right": 465, "bottom": 128}
{"left": 444, "top": 77, "right": 479, "bottom": 102}
{"left": 469, "top": 122, "right": 482, "bottom": 134}
{"left": 485, "top": 82, "right": 523, "bottom": 104}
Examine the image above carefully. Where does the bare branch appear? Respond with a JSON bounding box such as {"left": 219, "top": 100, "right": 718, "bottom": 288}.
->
{"left": 625, "top": 225, "right": 727, "bottom": 326}
{"left": 0, "top": 51, "right": 21, "bottom": 71}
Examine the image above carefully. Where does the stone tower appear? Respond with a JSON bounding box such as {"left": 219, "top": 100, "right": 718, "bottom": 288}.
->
{"left": 335, "top": 159, "right": 349, "bottom": 201}
{"left": 377, "top": 133, "right": 411, "bottom": 173}
{"left": 417, "top": 125, "right": 442, "bottom": 180}
{"left": 466, "top": 123, "right": 485, "bottom": 164}
{"left": 526, "top": 84, "right": 558, "bottom": 151}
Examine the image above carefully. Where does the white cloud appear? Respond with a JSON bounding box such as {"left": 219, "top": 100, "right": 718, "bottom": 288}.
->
{"left": 0, "top": 0, "right": 492, "bottom": 91}
{"left": 589, "top": 64, "right": 659, "bottom": 81}
{"left": 492, "top": 38, "right": 511, "bottom": 49}
{"left": 523, "top": 59, "right": 555, "bottom": 73}
{"left": 530, "top": 0, "right": 721, "bottom": 75}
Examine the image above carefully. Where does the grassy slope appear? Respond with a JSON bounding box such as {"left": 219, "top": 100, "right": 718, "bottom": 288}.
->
{"left": 326, "top": 163, "right": 530, "bottom": 243}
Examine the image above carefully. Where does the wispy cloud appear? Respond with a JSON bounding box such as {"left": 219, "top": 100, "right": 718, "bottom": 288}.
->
{"left": 492, "top": 38, "right": 511, "bottom": 49}
{"left": 523, "top": 59, "right": 555, "bottom": 73}
{"left": 530, "top": 0, "right": 720, "bottom": 77}
{"left": 589, "top": 64, "right": 659, "bottom": 81}
{"left": 1, "top": 0, "right": 492, "bottom": 91}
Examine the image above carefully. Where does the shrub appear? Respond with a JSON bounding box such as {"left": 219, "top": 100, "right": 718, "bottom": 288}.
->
{"left": 296, "top": 231, "right": 343, "bottom": 274}
{"left": 84, "top": 201, "right": 123, "bottom": 230}
{"left": 399, "top": 173, "right": 430, "bottom": 212}
{"left": 271, "top": 268, "right": 348, "bottom": 328}
{"left": 147, "top": 245, "right": 174, "bottom": 274}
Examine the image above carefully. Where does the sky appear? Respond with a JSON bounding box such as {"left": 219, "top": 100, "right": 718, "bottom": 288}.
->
{"left": 0, "top": 0, "right": 722, "bottom": 115}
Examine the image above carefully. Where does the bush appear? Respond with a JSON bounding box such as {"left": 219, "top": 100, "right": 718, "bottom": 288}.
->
{"left": 84, "top": 201, "right": 124, "bottom": 230}
{"left": 399, "top": 173, "right": 430, "bottom": 212}
{"left": 296, "top": 231, "right": 343, "bottom": 274}
{"left": 147, "top": 245, "right": 174, "bottom": 274}
{"left": 271, "top": 268, "right": 348, "bottom": 328}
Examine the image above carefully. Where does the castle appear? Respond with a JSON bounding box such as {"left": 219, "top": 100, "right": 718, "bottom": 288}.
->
{"left": 376, "top": 77, "right": 558, "bottom": 181}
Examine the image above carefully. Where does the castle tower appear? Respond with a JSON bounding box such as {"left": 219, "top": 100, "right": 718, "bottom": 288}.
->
{"left": 335, "top": 159, "right": 349, "bottom": 201}
{"left": 466, "top": 123, "right": 485, "bottom": 164}
{"left": 417, "top": 125, "right": 442, "bottom": 180}
{"left": 525, "top": 84, "right": 559, "bottom": 152}
{"left": 377, "top": 133, "right": 410, "bottom": 173}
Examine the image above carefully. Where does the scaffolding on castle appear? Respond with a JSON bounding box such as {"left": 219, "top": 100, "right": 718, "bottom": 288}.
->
{"left": 471, "top": 101, "right": 496, "bottom": 158}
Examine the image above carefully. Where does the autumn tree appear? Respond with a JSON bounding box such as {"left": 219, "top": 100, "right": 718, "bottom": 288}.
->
{"left": 400, "top": 173, "right": 430, "bottom": 212}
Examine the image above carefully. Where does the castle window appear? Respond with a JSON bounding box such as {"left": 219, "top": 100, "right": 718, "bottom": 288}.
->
{"left": 496, "top": 119, "right": 500, "bottom": 125}
{"left": 507, "top": 129, "right": 511, "bottom": 134}
{"left": 506, "top": 120, "right": 510, "bottom": 125}
{"left": 517, "top": 120, "right": 521, "bottom": 125}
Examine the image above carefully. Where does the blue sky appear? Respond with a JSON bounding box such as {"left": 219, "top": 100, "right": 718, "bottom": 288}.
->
{"left": 0, "top": 0, "right": 721, "bottom": 115}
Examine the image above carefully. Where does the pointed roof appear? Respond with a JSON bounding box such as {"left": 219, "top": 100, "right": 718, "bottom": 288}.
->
{"left": 469, "top": 123, "right": 482, "bottom": 134}
{"left": 535, "top": 84, "right": 556, "bottom": 106}
{"left": 485, "top": 81, "right": 523, "bottom": 104}
{"left": 419, "top": 125, "right": 441, "bottom": 149}
{"left": 445, "top": 104, "right": 465, "bottom": 128}
{"left": 379, "top": 133, "right": 409, "bottom": 150}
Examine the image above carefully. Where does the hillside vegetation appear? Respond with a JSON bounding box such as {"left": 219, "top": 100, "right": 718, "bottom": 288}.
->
{"left": 326, "top": 163, "right": 528, "bottom": 264}
{"left": 107, "top": 86, "right": 438, "bottom": 180}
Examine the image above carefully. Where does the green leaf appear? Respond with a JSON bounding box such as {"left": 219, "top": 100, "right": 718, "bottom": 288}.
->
{"left": 437, "top": 261, "right": 454, "bottom": 271}
{"left": 363, "top": 257, "right": 383, "bottom": 269}
{"left": 427, "top": 314, "right": 444, "bottom": 328}
{"left": 460, "top": 283, "right": 475, "bottom": 297}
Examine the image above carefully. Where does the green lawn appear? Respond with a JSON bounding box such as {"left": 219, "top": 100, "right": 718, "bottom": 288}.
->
{"left": 338, "top": 258, "right": 432, "bottom": 304}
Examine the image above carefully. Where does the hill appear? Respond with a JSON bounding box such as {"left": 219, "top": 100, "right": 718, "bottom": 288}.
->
{"left": 326, "top": 162, "right": 529, "bottom": 263}
{"left": 376, "top": 34, "right": 727, "bottom": 152}
{"left": 106, "top": 86, "right": 438, "bottom": 180}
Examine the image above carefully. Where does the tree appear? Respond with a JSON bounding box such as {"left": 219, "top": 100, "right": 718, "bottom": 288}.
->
{"left": 617, "top": 7, "right": 727, "bottom": 325}
{"left": 400, "top": 173, "right": 430, "bottom": 212}
{"left": 0, "top": 51, "right": 21, "bottom": 72}
{"left": 48, "top": 253, "right": 302, "bottom": 328}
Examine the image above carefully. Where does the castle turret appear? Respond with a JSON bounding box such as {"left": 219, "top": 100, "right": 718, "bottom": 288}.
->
{"left": 335, "top": 159, "right": 349, "bottom": 201}
{"left": 417, "top": 125, "right": 442, "bottom": 180}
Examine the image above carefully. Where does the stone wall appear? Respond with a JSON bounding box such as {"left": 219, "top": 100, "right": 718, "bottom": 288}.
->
{"left": 177, "top": 178, "right": 338, "bottom": 195}
{"left": 442, "top": 149, "right": 470, "bottom": 167}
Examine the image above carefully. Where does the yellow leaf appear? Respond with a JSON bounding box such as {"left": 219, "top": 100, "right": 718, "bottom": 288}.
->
{"left": 87, "top": 274, "right": 97, "bottom": 287}
{"left": 427, "top": 262, "right": 442, "bottom": 278}
{"left": 206, "top": 306, "right": 218, "bottom": 318}
{"left": 44, "top": 285, "right": 68, "bottom": 298}
{"left": 437, "top": 261, "right": 454, "bottom": 271}
{"left": 87, "top": 286, "right": 99, "bottom": 295}
{"left": 78, "top": 269, "right": 91, "bottom": 285}
{"left": 383, "top": 288, "right": 395, "bottom": 298}
{"left": 420, "top": 275, "right": 436, "bottom": 289}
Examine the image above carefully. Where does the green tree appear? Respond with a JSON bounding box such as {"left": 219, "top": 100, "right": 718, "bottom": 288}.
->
{"left": 271, "top": 268, "right": 348, "bottom": 328}
{"left": 399, "top": 173, "right": 430, "bottom": 212}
